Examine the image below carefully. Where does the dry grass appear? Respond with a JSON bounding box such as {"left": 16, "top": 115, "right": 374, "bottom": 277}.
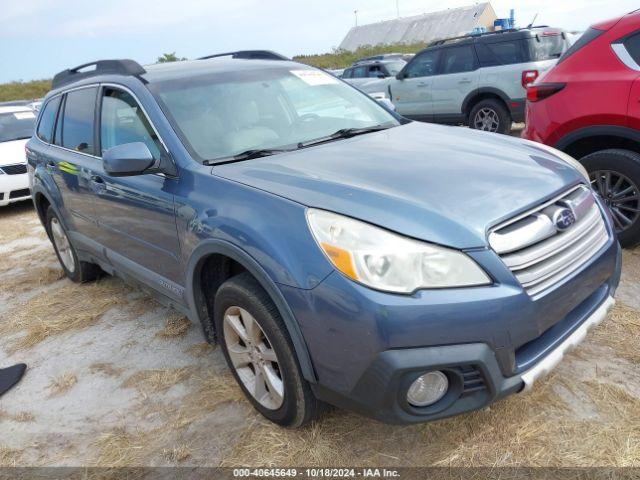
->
{"left": 0, "top": 410, "right": 35, "bottom": 423}
{"left": 1, "top": 265, "right": 64, "bottom": 296}
{"left": 0, "top": 277, "right": 131, "bottom": 351}
{"left": 590, "top": 304, "right": 640, "bottom": 363}
{"left": 48, "top": 373, "right": 77, "bottom": 397}
{"left": 122, "top": 367, "right": 193, "bottom": 395}
{"left": 0, "top": 445, "right": 22, "bottom": 467}
{"left": 155, "top": 314, "right": 191, "bottom": 339}
{"left": 89, "top": 362, "right": 125, "bottom": 378}
{"left": 185, "top": 342, "right": 216, "bottom": 357}
{"left": 93, "top": 427, "right": 152, "bottom": 467}
{"left": 162, "top": 445, "right": 192, "bottom": 463}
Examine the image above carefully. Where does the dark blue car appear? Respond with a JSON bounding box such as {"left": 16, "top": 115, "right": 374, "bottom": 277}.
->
{"left": 27, "top": 55, "right": 621, "bottom": 427}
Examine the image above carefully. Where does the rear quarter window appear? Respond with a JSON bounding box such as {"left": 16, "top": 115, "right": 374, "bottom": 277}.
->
{"left": 483, "top": 40, "right": 527, "bottom": 65}
{"left": 624, "top": 31, "right": 640, "bottom": 64}
{"left": 36, "top": 96, "right": 61, "bottom": 143}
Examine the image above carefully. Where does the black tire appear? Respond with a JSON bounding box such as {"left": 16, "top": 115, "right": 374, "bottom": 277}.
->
{"left": 45, "top": 206, "right": 100, "bottom": 282}
{"left": 580, "top": 149, "right": 640, "bottom": 248}
{"left": 469, "top": 99, "right": 512, "bottom": 135}
{"left": 214, "top": 272, "right": 319, "bottom": 428}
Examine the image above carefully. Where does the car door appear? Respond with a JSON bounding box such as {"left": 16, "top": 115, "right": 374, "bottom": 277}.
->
{"left": 431, "top": 44, "right": 480, "bottom": 119}
{"left": 390, "top": 49, "right": 441, "bottom": 120}
{"left": 47, "top": 87, "right": 103, "bottom": 240}
{"left": 91, "top": 85, "right": 183, "bottom": 286}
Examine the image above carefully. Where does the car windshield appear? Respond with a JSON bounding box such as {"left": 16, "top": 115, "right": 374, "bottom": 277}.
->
{"left": 149, "top": 66, "right": 399, "bottom": 163}
{"left": 0, "top": 110, "right": 36, "bottom": 143}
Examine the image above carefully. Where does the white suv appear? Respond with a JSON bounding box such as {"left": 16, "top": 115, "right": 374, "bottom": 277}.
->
{"left": 360, "top": 27, "right": 570, "bottom": 134}
{"left": 0, "top": 105, "right": 36, "bottom": 206}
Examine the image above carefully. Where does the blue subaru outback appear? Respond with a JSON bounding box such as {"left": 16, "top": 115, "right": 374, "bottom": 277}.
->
{"left": 27, "top": 53, "right": 621, "bottom": 427}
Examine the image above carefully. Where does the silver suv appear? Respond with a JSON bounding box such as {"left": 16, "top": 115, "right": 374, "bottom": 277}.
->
{"left": 360, "top": 27, "right": 571, "bottom": 134}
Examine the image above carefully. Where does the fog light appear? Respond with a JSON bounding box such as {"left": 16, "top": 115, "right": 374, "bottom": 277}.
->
{"left": 406, "top": 371, "right": 449, "bottom": 407}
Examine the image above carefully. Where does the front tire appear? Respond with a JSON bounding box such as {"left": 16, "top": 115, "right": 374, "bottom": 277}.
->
{"left": 45, "top": 206, "right": 100, "bottom": 282}
{"left": 214, "top": 272, "right": 319, "bottom": 427}
{"left": 581, "top": 149, "right": 640, "bottom": 248}
{"left": 469, "top": 99, "right": 512, "bottom": 135}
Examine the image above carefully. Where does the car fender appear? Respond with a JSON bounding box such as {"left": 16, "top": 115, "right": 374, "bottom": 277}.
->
{"left": 185, "top": 238, "right": 318, "bottom": 383}
{"left": 462, "top": 87, "right": 510, "bottom": 115}
{"left": 555, "top": 125, "right": 640, "bottom": 151}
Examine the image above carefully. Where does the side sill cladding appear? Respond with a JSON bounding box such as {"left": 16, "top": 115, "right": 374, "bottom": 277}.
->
{"left": 185, "top": 239, "right": 318, "bottom": 383}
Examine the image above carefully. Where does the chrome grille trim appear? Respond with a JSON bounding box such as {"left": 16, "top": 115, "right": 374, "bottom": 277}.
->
{"left": 489, "top": 185, "right": 609, "bottom": 297}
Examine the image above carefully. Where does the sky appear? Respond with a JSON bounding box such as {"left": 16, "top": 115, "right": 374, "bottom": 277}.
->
{"left": 0, "top": 0, "right": 638, "bottom": 83}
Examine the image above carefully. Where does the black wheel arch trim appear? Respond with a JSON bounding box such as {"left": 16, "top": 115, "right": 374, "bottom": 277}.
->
{"left": 555, "top": 125, "right": 640, "bottom": 153}
{"left": 185, "top": 239, "right": 318, "bottom": 383}
{"left": 462, "top": 87, "right": 511, "bottom": 115}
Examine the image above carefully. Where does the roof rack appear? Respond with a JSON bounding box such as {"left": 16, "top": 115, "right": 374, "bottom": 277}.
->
{"left": 198, "top": 50, "right": 289, "bottom": 61}
{"left": 430, "top": 25, "right": 552, "bottom": 46}
{"left": 51, "top": 59, "right": 146, "bottom": 90}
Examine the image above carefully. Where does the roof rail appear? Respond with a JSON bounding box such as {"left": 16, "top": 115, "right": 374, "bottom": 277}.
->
{"left": 429, "top": 25, "right": 553, "bottom": 46}
{"left": 198, "top": 50, "right": 289, "bottom": 61}
{"left": 51, "top": 59, "right": 146, "bottom": 90}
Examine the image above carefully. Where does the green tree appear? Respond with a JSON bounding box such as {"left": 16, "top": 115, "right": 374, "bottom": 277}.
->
{"left": 156, "top": 52, "right": 187, "bottom": 63}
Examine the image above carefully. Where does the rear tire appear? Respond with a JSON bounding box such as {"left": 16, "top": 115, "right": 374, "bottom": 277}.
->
{"left": 469, "top": 99, "right": 512, "bottom": 135}
{"left": 45, "top": 206, "right": 100, "bottom": 283}
{"left": 581, "top": 149, "right": 640, "bottom": 248}
{"left": 214, "top": 272, "right": 319, "bottom": 428}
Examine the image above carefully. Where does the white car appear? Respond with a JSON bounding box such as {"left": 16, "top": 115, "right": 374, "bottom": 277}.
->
{"left": 0, "top": 105, "right": 36, "bottom": 206}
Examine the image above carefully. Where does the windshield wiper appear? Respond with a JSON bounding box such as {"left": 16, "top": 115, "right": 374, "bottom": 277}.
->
{"left": 297, "top": 125, "right": 393, "bottom": 148}
{"left": 205, "top": 148, "right": 293, "bottom": 165}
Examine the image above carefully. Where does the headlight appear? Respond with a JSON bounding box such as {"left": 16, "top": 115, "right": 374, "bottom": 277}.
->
{"left": 306, "top": 209, "right": 491, "bottom": 294}
{"left": 521, "top": 138, "right": 590, "bottom": 182}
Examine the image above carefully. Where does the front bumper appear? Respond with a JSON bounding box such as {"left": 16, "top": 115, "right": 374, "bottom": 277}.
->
{"left": 0, "top": 172, "right": 30, "bottom": 206}
{"left": 311, "top": 293, "right": 616, "bottom": 424}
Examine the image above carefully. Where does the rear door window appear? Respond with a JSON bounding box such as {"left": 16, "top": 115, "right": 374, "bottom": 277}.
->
{"left": 60, "top": 87, "right": 98, "bottom": 155}
{"left": 36, "top": 96, "right": 61, "bottom": 143}
{"left": 441, "top": 45, "right": 478, "bottom": 74}
{"left": 624, "top": 31, "right": 640, "bottom": 64}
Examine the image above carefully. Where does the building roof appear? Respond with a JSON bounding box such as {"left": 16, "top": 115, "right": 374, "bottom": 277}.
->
{"left": 339, "top": 3, "right": 497, "bottom": 51}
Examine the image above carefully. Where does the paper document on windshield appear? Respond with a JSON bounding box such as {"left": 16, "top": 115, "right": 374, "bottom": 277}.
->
{"left": 290, "top": 70, "right": 339, "bottom": 86}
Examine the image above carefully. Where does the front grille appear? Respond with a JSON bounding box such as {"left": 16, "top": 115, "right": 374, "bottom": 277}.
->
{"left": 1, "top": 163, "right": 27, "bottom": 175}
{"left": 9, "top": 188, "right": 30, "bottom": 199}
{"left": 489, "top": 186, "right": 609, "bottom": 297}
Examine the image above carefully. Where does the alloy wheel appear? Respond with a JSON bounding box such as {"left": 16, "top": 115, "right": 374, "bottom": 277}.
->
{"left": 50, "top": 217, "right": 76, "bottom": 273}
{"left": 591, "top": 170, "right": 640, "bottom": 233}
{"left": 223, "top": 306, "right": 284, "bottom": 410}
{"left": 473, "top": 108, "right": 500, "bottom": 132}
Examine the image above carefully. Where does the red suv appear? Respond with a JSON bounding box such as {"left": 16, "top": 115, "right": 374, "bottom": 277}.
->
{"left": 523, "top": 10, "right": 640, "bottom": 247}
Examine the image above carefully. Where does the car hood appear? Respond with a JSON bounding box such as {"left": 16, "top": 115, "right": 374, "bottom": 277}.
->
{"left": 0, "top": 138, "right": 28, "bottom": 167}
{"left": 212, "top": 122, "right": 583, "bottom": 249}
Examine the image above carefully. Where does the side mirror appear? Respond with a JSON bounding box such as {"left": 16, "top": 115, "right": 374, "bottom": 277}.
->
{"left": 103, "top": 142, "right": 156, "bottom": 177}
{"left": 395, "top": 72, "right": 405, "bottom": 80}
{"left": 376, "top": 73, "right": 386, "bottom": 79}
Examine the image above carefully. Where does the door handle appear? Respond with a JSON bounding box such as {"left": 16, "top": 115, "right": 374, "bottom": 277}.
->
{"left": 459, "top": 79, "right": 472, "bottom": 84}
{"left": 89, "top": 175, "right": 106, "bottom": 194}
{"left": 46, "top": 160, "right": 56, "bottom": 168}
{"left": 90, "top": 175, "right": 105, "bottom": 184}
{"left": 417, "top": 82, "right": 428, "bottom": 88}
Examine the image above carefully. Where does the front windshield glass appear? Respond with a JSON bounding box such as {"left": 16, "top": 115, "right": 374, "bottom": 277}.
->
{"left": 150, "top": 66, "right": 399, "bottom": 163}
{"left": 0, "top": 111, "right": 36, "bottom": 143}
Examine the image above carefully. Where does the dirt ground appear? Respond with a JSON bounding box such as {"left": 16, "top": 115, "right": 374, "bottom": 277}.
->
{"left": 0, "top": 201, "right": 638, "bottom": 469}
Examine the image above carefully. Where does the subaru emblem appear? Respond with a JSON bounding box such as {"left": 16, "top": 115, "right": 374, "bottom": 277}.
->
{"left": 553, "top": 208, "right": 576, "bottom": 231}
